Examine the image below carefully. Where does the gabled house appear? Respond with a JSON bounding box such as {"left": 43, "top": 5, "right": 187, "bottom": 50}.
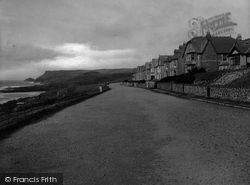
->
{"left": 145, "top": 62, "right": 152, "bottom": 80}
{"left": 150, "top": 59, "right": 156, "bottom": 80}
{"left": 228, "top": 37, "right": 250, "bottom": 69}
{"left": 183, "top": 36, "right": 208, "bottom": 73}
{"left": 183, "top": 32, "right": 236, "bottom": 72}
{"left": 178, "top": 43, "right": 186, "bottom": 75}
{"left": 163, "top": 56, "right": 172, "bottom": 77}
{"left": 152, "top": 58, "right": 159, "bottom": 79}
{"left": 169, "top": 50, "right": 182, "bottom": 76}
{"left": 158, "top": 55, "right": 169, "bottom": 79}
{"left": 201, "top": 33, "right": 235, "bottom": 71}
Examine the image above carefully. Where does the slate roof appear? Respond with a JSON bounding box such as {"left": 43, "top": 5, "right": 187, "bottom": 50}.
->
{"left": 235, "top": 39, "right": 250, "bottom": 54}
{"left": 145, "top": 62, "right": 151, "bottom": 69}
{"left": 189, "top": 37, "right": 208, "bottom": 53}
{"left": 164, "top": 55, "right": 173, "bottom": 63}
{"left": 171, "top": 49, "right": 182, "bottom": 60}
{"left": 209, "top": 37, "right": 236, "bottom": 54}
{"left": 152, "top": 58, "right": 159, "bottom": 67}
{"left": 158, "top": 55, "right": 169, "bottom": 66}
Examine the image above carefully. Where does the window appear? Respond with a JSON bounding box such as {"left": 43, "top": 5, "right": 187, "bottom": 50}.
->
{"left": 186, "top": 53, "right": 195, "bottom": 61}
{"left": 191, "top": 53, "right": 195, "bottom": 60}
{"left": 231, "top": 55, "right": 240, "bottom": 65}
{"left": 222, "top": 54, "right": 227, "bottom": 61}
{"left": 174, "top": 61, "right": 177, "bottom": 68}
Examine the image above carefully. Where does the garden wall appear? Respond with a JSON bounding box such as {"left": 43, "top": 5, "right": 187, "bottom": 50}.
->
{"left": 210, "top": 87, "right": 250, "bottom": 102}
{"left": 184, "top": 85, "right": 207, "bottom": 97}
{"left": 156, "top": 82, "right": 250, "bottom": 102}
{"left": 157, "top": 82, "right": 172, "bottom": 91}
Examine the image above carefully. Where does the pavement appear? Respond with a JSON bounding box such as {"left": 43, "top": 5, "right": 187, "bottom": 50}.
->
{"left": 0, "top": 83, "right": 249, "bottom": 185}
{"left": 149, "top": 88, "right": 250, "bottom": 111}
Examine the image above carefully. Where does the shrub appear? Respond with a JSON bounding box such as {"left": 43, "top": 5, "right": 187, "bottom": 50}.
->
{"left": 187, "top": 67, "right": 206, "bottom": 75}
{"left": 159, "top": 76, "right": 179, "bottom": 82}
{"left": 174, "top": 74, "right": 195, "bottom": 84}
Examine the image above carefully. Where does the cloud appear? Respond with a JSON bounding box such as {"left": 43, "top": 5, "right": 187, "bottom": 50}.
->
{"left": 0, "top": 0, "right": 249, "bottom": 80}
{"left": 40, "top": 43, "right": 138, "bottom": 69}
{"left": 0, "top": 43, "right": 61, "bottom": 68}
{"left": 0, "top": 43, "right": 139, "bottom": 80}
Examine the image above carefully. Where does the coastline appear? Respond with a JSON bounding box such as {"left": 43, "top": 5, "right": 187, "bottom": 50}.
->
{"left": 0, "top": 84, "right": 110, "bottom": 138}
{"left": 0, "top": 81, "right": 44, "bottom": 104}
{"left": 0, "top": 91, "right": 45, "bottom": 104}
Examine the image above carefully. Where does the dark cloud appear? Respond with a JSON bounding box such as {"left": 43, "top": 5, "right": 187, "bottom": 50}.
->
{"left": 0, "top": 44, "right": 60, "bottom": 68}
{"left": 0, "top": 0, "right": 249, "bottom": 79}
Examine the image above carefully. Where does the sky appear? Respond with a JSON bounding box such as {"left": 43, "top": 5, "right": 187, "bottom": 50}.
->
{"left": 0, "top": 0, "right": 249, "bottom": 80}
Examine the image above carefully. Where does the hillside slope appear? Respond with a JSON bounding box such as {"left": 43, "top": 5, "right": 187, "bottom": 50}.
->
{"left": 35, "top": 68, "right": 135, "bottom": 84}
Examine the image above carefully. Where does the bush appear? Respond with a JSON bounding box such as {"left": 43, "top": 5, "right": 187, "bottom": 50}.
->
{"left": 159, "top": 76, "right": 179, "bottom": 82}
{"left": 174, "top": 74, "right": 195, "bottom": 84}
{"left": 187, "top": 67, "right": 206, "bottom": 75}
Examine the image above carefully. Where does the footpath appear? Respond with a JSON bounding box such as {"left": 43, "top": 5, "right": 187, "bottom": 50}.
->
{"left": 150, "top": 88, "right": 250, "bottom": 111}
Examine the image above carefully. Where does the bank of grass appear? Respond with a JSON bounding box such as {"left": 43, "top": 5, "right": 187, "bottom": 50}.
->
{"left": 224, "top": 72, "right": 250, "bottom": 88}
{"left": 0, "top": 85, "right": 110, "bottom": 138}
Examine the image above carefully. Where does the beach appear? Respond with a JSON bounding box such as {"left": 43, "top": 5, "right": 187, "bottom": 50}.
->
{"left": 0, "top": 80, "right": 43, "bottom": 104}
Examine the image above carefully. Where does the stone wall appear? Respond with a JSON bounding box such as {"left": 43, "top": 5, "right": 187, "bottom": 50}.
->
{"left": 210, "top": 87, "right": 250, "bottom": 102}
{"left": 157, "top": 82, "right": 250, "bottom": 102}
{"left": 157, "top": 82, "right": 172, "bottom": 90}
{"left": 172, "top": 83, "right": 184, "bottom": 93}
{"left": 184, "top": 85, "right": 207, "bottom": 96}
{"left": 137, "top": 83, "right": 147, "bottom": 88}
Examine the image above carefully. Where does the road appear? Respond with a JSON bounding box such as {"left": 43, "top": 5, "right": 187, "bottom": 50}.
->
{"left": 0, "top": 83, "right": 249, "bottom": 185}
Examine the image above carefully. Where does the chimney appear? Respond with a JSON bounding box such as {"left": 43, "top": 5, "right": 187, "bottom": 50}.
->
{"left": 236, "top": 34, "right": 242, "bottom": 40}
{"left": 206, "top": 32, "right": 211, "bottom": 39}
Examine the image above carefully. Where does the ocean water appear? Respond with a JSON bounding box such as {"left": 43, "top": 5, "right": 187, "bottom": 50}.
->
{"left": 0, "top": 80, "right": 43, "bottom": 104}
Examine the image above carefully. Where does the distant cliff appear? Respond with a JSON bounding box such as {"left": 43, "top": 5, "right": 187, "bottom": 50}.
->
{"left": 35, "top": 68, "right": 135, "bottom": 85}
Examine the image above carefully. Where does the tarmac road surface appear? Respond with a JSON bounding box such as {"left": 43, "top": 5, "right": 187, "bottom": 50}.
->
{"left": 0, "top": 83, "right": 249, "bottom": 185}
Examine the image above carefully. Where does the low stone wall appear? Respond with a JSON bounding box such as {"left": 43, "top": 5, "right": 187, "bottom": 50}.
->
{"left": 173, "top": 84, "right": 184, "bottom": 93}
{"left": 210, "top": 87, "right": 250, "bottom": 102}
{"left": 184, "top": 85, "right": 207, "bottom": 97}
{"left": 137, "top": 83, "right": 147, "bottom": 88}
{"left": 157, "top": 82, "right": 172, "bottom": 91}
{"left": 147, "top": 81, "right": 157, "bottom": 89}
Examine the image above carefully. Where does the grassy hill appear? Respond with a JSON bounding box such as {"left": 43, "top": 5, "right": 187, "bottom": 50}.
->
{"left": 35, "top": 68, "right": 135, "bottom": 85}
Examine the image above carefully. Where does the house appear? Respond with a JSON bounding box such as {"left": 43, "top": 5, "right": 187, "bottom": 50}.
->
{"left": 169, "top": 50, "right": 181, "bottom": 76}
{"left": 228, "top": 36, "right": 250, "bottom": 70}
{"left": 158, "top": 55, "right": 169, "bottom": 79}
{"left": 145, "top": 62, "right": 152, "bottom": 80}
{"left": 183, "top": 36, "right": 208, "bottom": 73}
{"left": 177, "top": 43, "right": 186, "bottom": 75}
{"left": 201, "top": 33, "right": 235, "bottom": 71}
{"left": 151, "top": 58, "right": 159, "bottom": 79}
{"left": 163, "top": 56, "right": 172, "bottom": 77}
{"left": 183, "top": 32, "right": 236, "bottom": 72}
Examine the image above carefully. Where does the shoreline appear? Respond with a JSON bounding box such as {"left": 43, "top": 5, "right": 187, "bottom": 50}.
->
{"left": 0, "top": 91, "right": 45, "bottom": 104}
{"left": 0, "top": 85, "right": 110, "bottom": 139}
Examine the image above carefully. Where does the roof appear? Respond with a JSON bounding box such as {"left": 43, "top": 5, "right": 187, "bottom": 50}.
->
{"left": 209, "top": 37, "right": 236, "bottom": 54}
{"left": 158, "top": 55, "right": 169, "bottom": 66}
{"left": 235, "top": 39, "right": 250, "bottom": 54}
{"left": 171, "top": 49, "right": 182, "bottom": 60}
{"left": 152, "top": 58, "right": 159, "bottom": 68}
{"left": 190, "top": 37, "right": 208, "bottom": 53}
{"left": 164, "top": 55, "right": 173, "bottom": 63}
{"left": 145, "top": 62, "right": 151, "bottom": 69}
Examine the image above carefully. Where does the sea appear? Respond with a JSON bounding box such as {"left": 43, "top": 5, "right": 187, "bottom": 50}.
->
{"left": 0, "top": 80, "right": 44, "bottom": 104}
